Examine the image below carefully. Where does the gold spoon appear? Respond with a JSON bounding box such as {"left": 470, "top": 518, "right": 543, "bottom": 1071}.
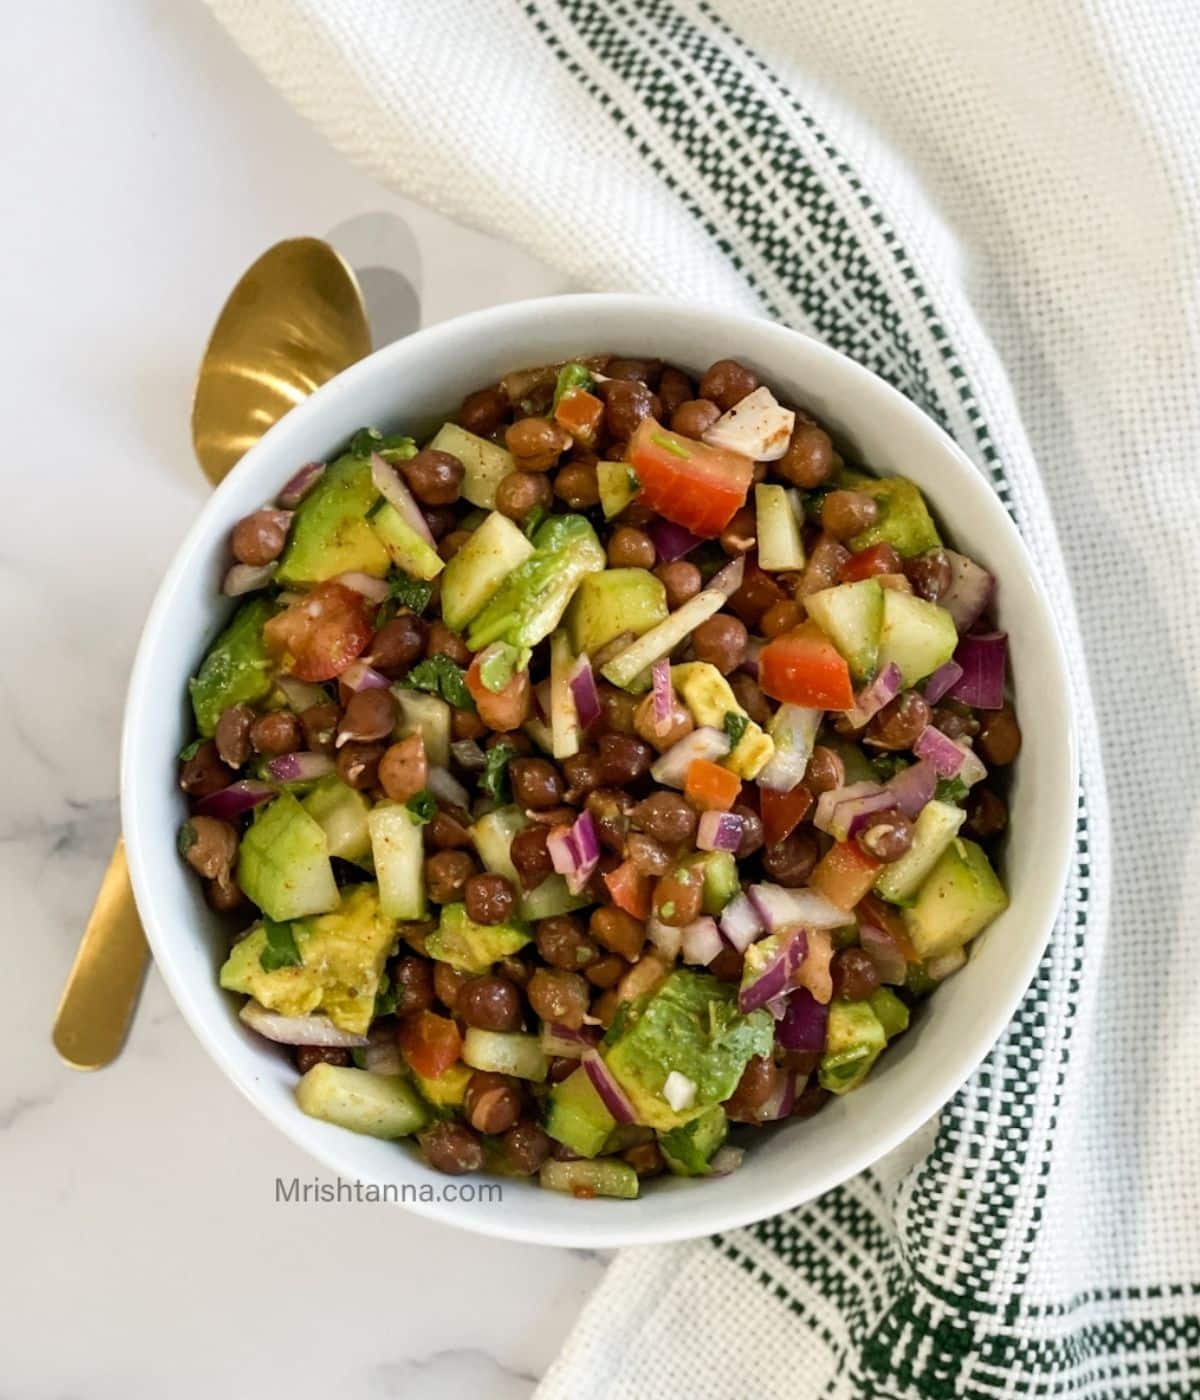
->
{"left": 53, "top": 238, "right": 371, "bottom": 1069}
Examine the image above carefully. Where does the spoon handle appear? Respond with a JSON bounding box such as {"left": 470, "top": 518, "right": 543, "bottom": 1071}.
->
{"left": 52, "top": 839, "right": 149, "bottom": 1070}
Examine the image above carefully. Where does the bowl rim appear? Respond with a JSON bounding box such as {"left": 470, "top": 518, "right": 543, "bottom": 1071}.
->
{"left": 122, "top": 292, "right": 1078, "bottom": 1248}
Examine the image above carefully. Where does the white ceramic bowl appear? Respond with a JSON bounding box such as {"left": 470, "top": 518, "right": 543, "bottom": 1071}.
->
{"left": 123, "top": 294, "right": 1076, "bottom": 1248}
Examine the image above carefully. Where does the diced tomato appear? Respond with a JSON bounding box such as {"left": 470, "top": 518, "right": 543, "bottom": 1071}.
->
{"left": 808, "top": 839, "right": 881, "bottom": 912}
{"left": 263, "top": 581, "right": 373, "bottom": 682}
{"left": 838, "top": 542, "right": 903, "bottom": 582}
{"left": 760, "top": 621, "right": 855, "bottom": 710}
{"left": 685, "top": 758, "right": 742, "bottom": 812}
{"left": 466, "top": 650, "right": 532, "bottom": 730}
{"left": 759, "top": 783, "right": 814, "bottom": 846}
{"left": 858, "top": 893, "right": 919, "bottom": 963}
{"left": 397, "top": 1011, "right": 462, "bottom": 1079}
{"left": 628, "top": 418, "right": 754, "bottom": 538}
{"left": 554, "top": 388, "right": 605, "bottom": 448}
{"left": 604, "top": 860, "right": 652, "bottom": 920}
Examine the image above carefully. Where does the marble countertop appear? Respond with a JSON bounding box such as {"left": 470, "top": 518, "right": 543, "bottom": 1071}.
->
{"left": 4, "top": 4, "right": 605, "bottom": 1393}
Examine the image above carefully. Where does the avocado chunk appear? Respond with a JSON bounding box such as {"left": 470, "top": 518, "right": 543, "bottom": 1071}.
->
{"left": 412, "top": 1061, "right": 473, "bottom": 1111}
{"left": 467, "top": 514, "right": 606, "bottom": 652}
{"left": 545, "top": 1065, "right": 617, "bottom": 1158}
{"left": 236, "top": 791, "right": 339, "bottom": 921}
{"left": 440, "top": 511, "right": 535, "bottom": 632}
{"left": 840, "top": 470, "right": 941, "bottom": 558}
{"left": 868, "top": 986, "right": 911, "bottom": 1040}
{"left": 671, "top": 662, "right": 775, "bottom": 780}
{"left": 902, "top": 838, "right": 1009, "bottom": 959}
{"left": 220, "top": 884, "right": 395, "bottom": 1034}
{"left": 805, "top": 579, "right": 884, "bottom": 683}
{"left": 539, "top": 1158, "right": 639, "bottom": 1199}
{"left": 188, "top": 597, "right": 276, "bottom": 737}
{"left": 565, "top": 568, "right": 668, "bottom": 657}
{"left": 876, "top": 589, "right": 958, "bottom": 687}
{"left": 425, "top": 901, "right": 531, "bottom": 974}
{"left": 605, "top": 970, "right": 774, "bottom": 1130}
{"left": 659, "top": 1104, "right": 728, "bottom": 1176}
{"left": 698, "top": 850, "right": 739, "bottom": 915}
{"left": 276, "top": 453, "right": 390, "bottom": 584}
{"left": 296, "top": 1063, "right": 430, "bottom": 1139}
{"left": 819, "top": 999, "right": 887, "bottom": 1095}
{"left": 370, "top": 501, "right": 445, "bottom": 581}
{"left": 301, "top": 775, "right": 372, "bottom": 867}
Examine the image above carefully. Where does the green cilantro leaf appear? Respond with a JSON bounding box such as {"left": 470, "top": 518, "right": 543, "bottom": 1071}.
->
{"left": 871, "top": 754, "right": 909, "bottom": 781}
{"left": 374, "top": 970, "right": 399, "bottom": 1017}
{"left": 480, "top": 741, "right": 518, "bottom": 804}
{"left": 523, "top": 505, "right": 548, "bottom": 540}
{"left": 178, "top": 738, "right": 203, "bottom": 762}
{"left": 405, "top": 789, "right": 438, "bottom": 825}
{"left": 722, "top": 711, "right": 749, "bottom": 748}
{"left": 404, "top": 654, "right": 474, "bottom": 710}
{"left": 259, "top": 917, "right": 301, "bottom": 972}
{"left": 387, "top": 573, "right": 434, "bottom": 615}
{"left": 552, "top": 362, "right": 593, "bottom": 409}
{"left": 177, "top": 822, "right": 198, "bottom": 857}
{"left": 935, "top": 777, "right": 969, "bottom": 805}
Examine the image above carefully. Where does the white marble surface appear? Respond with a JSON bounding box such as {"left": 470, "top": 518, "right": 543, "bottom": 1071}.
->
{"left": 3, "top": 4, "right": 607, "bottom": 1393}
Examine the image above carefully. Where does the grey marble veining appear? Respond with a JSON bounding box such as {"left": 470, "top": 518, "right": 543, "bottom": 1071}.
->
{"left": 2, "top": 2, "right": 603, "bottom": 1394}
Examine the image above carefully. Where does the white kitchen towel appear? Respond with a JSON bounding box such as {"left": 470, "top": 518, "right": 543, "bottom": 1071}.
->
{"left": 206, "top": 2, "right": 1200, "bottom": 1394}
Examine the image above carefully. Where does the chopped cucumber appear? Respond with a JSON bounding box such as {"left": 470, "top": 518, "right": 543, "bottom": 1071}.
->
{"left": 566, "top": 568, "right": 668, "bottom": 657}
{"left": 296, "top": 1064, "right": 430, "bottom": 1138}
{"left": 367, "top": 802, "right": 426, "bottom": 919}
{"left": 601, "top": 588, "right": 727, "bottom": 690}
{"left": 876, "top": 589, "right": 957, "bottom": 687}
{"left": 427, "top": 422, "right": 515, "bottom": 510}
{"left": 237, "top": 792, "right": 339, "bottom": 921}
{"left": 392, "top": 688, "right": 451, "bottom": 767}
{"left": 902, "top": 838, "right": 1009, "bottom": 959}
{"left": 370, "top": 501, "right": 444, "bottom": 581}
{"left": 426, "top": 901, "right": 531, "bottom": 973}
{"left": 597, "top": 460, "right": 641, "bottom": 519}
{"left": 539, "top": 1158, "right": 640, "bottom": 1199}
{"left": 754, "top": 483, "right": 805, "bottom": 572}
{"left": 874, "top": 799, "right": 966, "bottom": 905}
{"left": 550, "top": 630, "right": 581, "bottom": 760}
{"left": 805, "top": 579, "right": 884, "bottom": 684}
{"left": 545, "top": 1065, "right": 616, "bottom": 1157}
{"left": 440, "top": 511, "right": 535, "bottom": 631}
{"left": 462, "top": 1028, "right": 548, "bottom": 1082}
{"left": 302, "top": 776, "right": 372, "bottom": 867}
{"left": 869, "top": 986, "right": 910, "bottom": 1040}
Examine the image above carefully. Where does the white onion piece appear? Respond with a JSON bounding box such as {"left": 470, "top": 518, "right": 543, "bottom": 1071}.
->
{"left": 663, "top": 1071, "right": 697, "bottom": 1113}
{"left": 239, "top": 1002, "right": 369, "bottom": 1048}
{"left": 928, "top": 946, "right": 968, "bottom": 981}
{"left": 336, "top": 571, "right": 390, "bottom": 603}
{"left": 650, "top": 726, "right": 731, "bottom": 789}
{"left": 709, "top": 1144, "right": 745, "bottom": 1176}
{"left": 759, "top": 704, "right": 822, "bottom": 792}
{"left": 222, "top": 562, "right": 277, "bottom": 596}
{"left": 647, "top": 917, "right": 684, "bottom": 960}
{"left": 702, "top": 386, "right": 796, "bottom": 461}
{"left": 680, "top": 916, "right": 723, "bottom": 966}
{"left": 275, "top": 674, "right": 329, "bottom": 713}
{"left": 719, "top": 891, "right": 764, "bottom": 952}
{"left": 370, "top": 452, "right": 435, "bottom": 546}
{"left": 748, "top": 882, "right": 849, "bottom": 931}
{"left": 708, "top": 555, "right": 746, "bottom": 598}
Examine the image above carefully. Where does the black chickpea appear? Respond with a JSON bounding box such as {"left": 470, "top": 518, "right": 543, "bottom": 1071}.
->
{"left": 506, "top": 417, "right": 571, "bottom": 471}
{"left": 214, "top": 703, "right": 254, "bottom": 769}
{"left": 527, "top": 968, "right": 590, "bottom": 1030}
{"left": 866, "top": 692, "right": 930, "bottom": 751}
{"left": 804, "top": 745, "right": 845, "bottom": 794}
{"left": 978, "top": 706, "right": 1022, "bottom": 766}
{"left": 420, "top": 1121, "right": 484, "bottom": 1175}
{"left": 299, "top": 702, "right": 340, "bottom": 754}
{"left": 698, "top": 358, "right": 758, "bottom": 411}
{"left": 459, "top": 976, "right": 523, "bottom": 1031}
{"left": 503, "top": 1121, "right": 552, "bottom": 1175}
{"left": 589, "top": 907, "right": 645, "bottom": 961}
{"left": 777, "top": 421, "right": 836, "bottom": 488}
{"left": 597, "top": 733, "right": 654, "bottom": 784}
{"left": 425, "top": 849, "right": 477, "bottom": 904}
{"left": 338, "top": 688, "right": 398, "bottom": 746}
{"left": 632, "top": 790, "right": 697, "bottom": 846}
{"left": 693, "top": 613, "right": 748, "bottom": 674}
{"left": 378, "top": 733, "right": 428, "bottom": 801}
{"left": 607, "top": 526, "right": 657, "bottom": 569}
{"left": 857, "top": 809, "right": 915, "bottom": 863}
{"left": 335, "top": 741, "right": 384, "bottom": 791}
{"left": 831, "top": 948, "right": 881, "bottom": 1002}
{"left": 392, "top": 956, "right": 435, "bottom": 1016}
{"left": 670, "top": 398, "right": 721, "bottom": 438}
{"left": 554, "top": 461, "right": 600, "bottom": 509}
{"left": 906, "top": 548, "right": 952, "bottom": 602}
{"left": 653, "top": 560, "right": 702, "bottom": 608}
{"left": 510, "top": 823, "right": 554, "bottom": 890}
{"left": 250, "top": 710, "right": 303, "bottom": 756}
{"left": 464, "top": 872, "right": 516, "bottom": 926}
{"left": 463, "top": 1071, "right": 523, "bottom": 1135}
{"left": 400, "top": 448, "right": 464, "bottom": 506}
{"left": 425, "top": 620, "right": 471, "bottom": 665}
{"left": 653, "top": 866, "right": 704, "bottom": 927}
{"left": 762, "top": 830, "right": 819, "bottom": 887}
{"left": 457, "top": 385, "right": 509, "bottom": 435}
{"left": 536, "top": 916, "right": 599, "bottom": 970}
{"left": 509, "top": 757, "right": 565, "bottom": 810}
{"left": 599, "top": 378, "right": 660, "bottom": 440}
{"left": 369, "top": 612, "right": 427, "bottom": 674}
{"left": 657, "top": 366, "right": 693, "bottom": 417}
{"left": 821, "top": 490, "right": 880, "bottom": 541}
{"left": 633, "top": 691, "right": 694, "bottom": 752}
{"left": 232, "top": 508, "right": 289, "bottom": 566}
{"left": 496, "top": 469, "right": 553, "bottom": 522}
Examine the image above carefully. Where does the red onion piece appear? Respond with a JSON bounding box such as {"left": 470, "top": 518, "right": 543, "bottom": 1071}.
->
{"left": 924, "top": 659, "right": 964, "bottom": 705}
{"left": 568, "top": 655, "right": 602, "bottom": 729}
{"left": 450, "top": 739, "right": 486, "bottom": 771}
{"left": 193, "top": 780, "right": 275, "bottom": 820}
{"left": 581, "top": 1049, "right": 635, "bottom": 1124}
{"left": 747, "top": 883, "right": 848, "bottom": 931}
{"left": 426, "top": 766, "right": 469, "bottom": 809}
{"left": 647, "top": 917, "right": 684, "bottom": 960}
{"left": 239, "top": 1001, "right": 369, "bottom": 1048}
{"left": 858, "top": 924, "right": 909, "bottom": 985}
{"left": 267, "top": 751, "right": 335, "bottom": 783}
{"left": 948, "top": 632, "right": 1008, "bottom": 711}
{"left": 547, "top": 810, "right": 600, "bottom": 895}
{"left": 844, "top": 661, "right": 902, "bottom": 729}
{"left": 338, "top": 660, "right": 392, "bottom": 694}
{"left": 539, "top": 1022, "right": 602, "bottom": 1058}
{"left": 941, "top": 550, "right": 994, "bottom": 633}
{"left": 647, "top": 519, "right": 702, "bottom": 562}
{"left": 739, "top": 927, "right": 808, "bottom": 1014}
{"left": 697, "top": 809, "right": 744, "bottom": 853}
{"left": 336, "top": 571, "right": 390, "bottom": 604}
{"left": 680, "top": 916, "right": 723, "bottom": 966}
{"left": 754, "top": 1069, "right": 797, "bottom": 1121}
{"left": 719, "top": 892, "right": 764, "bottom": 952}
{"left": 649, "top": 726, "right": 731, "bottom": 788}
{"left": 958, "top": 744, "right": 987, "bottom": 788}
{"left": 885, "top": 758, "right": 936, "bottom": 819}
{"left": 222, "top": 562, "right": 277, "bottom": 597}
{"left": 364, "top": 1025, "right": 404, "bottom": 1075}
{"left": 370, "top": 452, "right": 435, "bottom": 546}
{"left": 813, "top": 781, "right": 890, "bottom": 838}
{"left": 278, "top": 461, "right": 325, "bottom": 508}
{"left": 913, "top": 726, "right": 967, "bottom": 778}
{"left": 775, "top": 988, "right": 828, "bottom": 1052}
{"left": 709, "top": 555, "right": 746, "bottom": 598}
